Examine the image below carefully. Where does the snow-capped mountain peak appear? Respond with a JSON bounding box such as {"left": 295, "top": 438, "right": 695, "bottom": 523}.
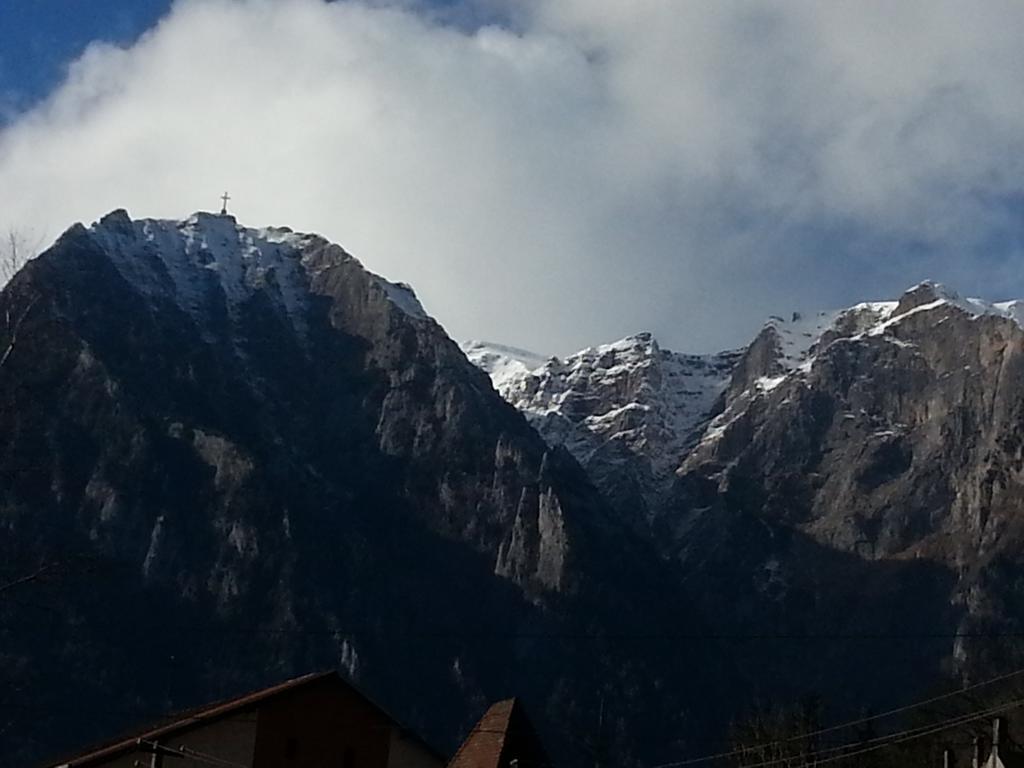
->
{"left": 462, "top": 340, "right": 552, "bottom": 393}
{"left": 465, "top": 280, "right": 1024, "bottom": 525}
{"left": 462, "top": 332, "right": 741, "bottom": 521}
{"left": 88, "top": 210, "right": 428, "bottom": 339}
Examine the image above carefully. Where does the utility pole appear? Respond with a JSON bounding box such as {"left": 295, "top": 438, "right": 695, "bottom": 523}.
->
{"left": 993, "top": 717, "right": 1006, "bottom": 768}
{"left": 133, "top": 738, "right": 181, "bottom": 767}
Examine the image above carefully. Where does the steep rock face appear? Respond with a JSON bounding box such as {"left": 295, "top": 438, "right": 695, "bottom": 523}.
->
{"left": 464, "top": 335, "right": 739, "bottom": 525}
{"left": 674, "top": 282, "right": 1024, "bottom": 692}
{"left": 0, "top": 212, "right": 721, "bottom": 767}
{"left": 470, "top": 283, "right": 1024, "bottom": 720}
{"left": 17, "top": 210, "right": 1024, "bottom": 768}
{"left": 684, "top": 282, "right": 1024, "bottom": 562}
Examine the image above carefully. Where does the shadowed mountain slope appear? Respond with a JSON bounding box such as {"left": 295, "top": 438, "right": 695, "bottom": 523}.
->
{"left": 0, "top": 211, "right": 723, "bottom": 767}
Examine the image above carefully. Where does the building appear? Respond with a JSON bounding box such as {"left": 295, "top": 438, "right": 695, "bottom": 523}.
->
{"left": 448, "top": 698, "right": 551, "bottom": 768}
{"left": 49, "top": 673, "right": 553, "bottom": 768}
{"left": 50, "top": 671, "right": 445, "bottom": 768}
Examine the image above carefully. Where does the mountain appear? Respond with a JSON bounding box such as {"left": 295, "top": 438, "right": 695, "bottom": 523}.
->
{"left": 463, "top": 335, "right": 741, "bottom": 527}
{"left": 470, "top": 282, "right": 1024, "bottom": 717}
{"left": 10, "top": 208, "right": 1024, "bottom": 768}
{"left": 673, "top": 282, "right": 1024, "bottom": 688}
{"left": 0, "top": 211, "right": 722, "bottom": 767}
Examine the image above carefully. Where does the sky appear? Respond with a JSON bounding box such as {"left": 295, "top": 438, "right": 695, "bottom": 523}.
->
{"left": 0, "top": 1, "right": 170, "bottom": 117}
{"left": 2, "top": 0, "right": 1024, "bottom": 355}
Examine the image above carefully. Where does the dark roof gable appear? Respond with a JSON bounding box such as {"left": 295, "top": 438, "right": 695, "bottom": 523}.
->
{"left": 49, "top": 671, "right": 441, "bottom": 767}
{"left": 448, "top": 698, "right": 550, "bottom": 768}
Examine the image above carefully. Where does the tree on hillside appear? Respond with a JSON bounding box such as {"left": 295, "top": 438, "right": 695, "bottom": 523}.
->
{"left": 730, "top": 698, "right": 825, "bottom": 768}
{"left": 0, "top": 228, "right": 42, "bottom": 370}
{"left": 0, "top": 229, "right": 36, "bottom": 284}
{"left": 0, "top": 294, "right": 38, "bottom": 370}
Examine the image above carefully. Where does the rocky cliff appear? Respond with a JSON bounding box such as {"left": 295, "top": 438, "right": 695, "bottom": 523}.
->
{"left": 10, "top": 208, "right": 1024, "bottom": 767}
{"left": 0, "top": 211, "right": 720, "bottom": 767}
{"left": 471, "top": 282, "right": 1024, "bottom": 721}
{"left": 464, "top": 335, "right": 740, "bottom": 527}
{"left": 674, "top": 283, "right": 1024, "bottom": 686}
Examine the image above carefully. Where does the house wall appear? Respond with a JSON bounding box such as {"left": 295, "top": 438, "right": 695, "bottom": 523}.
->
{"left": 67, "top": 711, "right": 258, "bottom": 768}
{"left": 252, "top": 680, "right": 435, "bottom": 768}
{"left": 386, "top": 727, "right": 445, "bottom": 768}
{"left": 57, "top": 678, "right": 446, "bottom": 768}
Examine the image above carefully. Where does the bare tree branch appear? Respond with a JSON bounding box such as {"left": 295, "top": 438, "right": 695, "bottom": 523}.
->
{"left": 0, "top": 232, "right": 17, "bottom": 284}
{"left": 0, "top": 228, "right": 42, "bottom": 285}
{"left": 0, "top": 296, "right": 38, "bottom": 371}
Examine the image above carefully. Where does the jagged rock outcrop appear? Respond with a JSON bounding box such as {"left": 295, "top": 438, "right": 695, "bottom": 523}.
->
{"left": 682, "top": 282, "right": 1024, "bottom": 563}
{"left": 464, "top": 334, "right": 740, "bottom": 525}
{"left": 0, "top": 211, "right": 721, "bottom": 767}
{"left": 674, "top": 284, "right": 1024, "bottom": 682}
{"left": 470, "top": 282, "right": 1024, "bottom": 721}
{"left": 14, "top": 209, "right": 1024, "bottom": 768}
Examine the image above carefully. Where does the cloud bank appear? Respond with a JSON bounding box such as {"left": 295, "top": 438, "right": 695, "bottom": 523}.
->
{"left": 2, "top": 0, "right": 1024, "bottom": 353}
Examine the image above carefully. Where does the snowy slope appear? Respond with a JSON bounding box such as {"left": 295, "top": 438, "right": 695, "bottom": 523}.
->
{"left": 463, "top": 341, "right": 552, "bottom": 393}
{"left": 89, "top": 209, "right": 428, "bottom": 344}
{"left": 463, "top": 334, "right": 741, "bottom": 515}
{"left": 699, "top": 281, "right": 1024, "bottom": 451}
{"left": 466, "top": 281, "right": 1024, "bottom": 522}
{"left": 766, "top": 282, "right": 1024, "bottom": 380}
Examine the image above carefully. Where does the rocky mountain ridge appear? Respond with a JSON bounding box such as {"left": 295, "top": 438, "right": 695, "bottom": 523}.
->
{"left": 463, "top": 335, "right": 741, "bottom": 525}
{"left": 8, "top": 208, "right": 1024, "bottom": 767}
{"left": 0, "top": 211, "right": 721, "bottom": 767}
{"left": 470, "top": 281, "right": 1024, "bottom": 705}
{"left": 669, "top": 281, "right": 1024, "bottom": 699}
{"left": 468, "top": 283, "right": 1024, "bottom": 534}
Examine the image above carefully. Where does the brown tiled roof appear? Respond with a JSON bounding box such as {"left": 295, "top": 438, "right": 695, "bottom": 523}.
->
{"left": 48, "top": 671, "right": 443, "bottom": 767}
{"left": 48, "top": 671, "right": 332, "bottom": 767}
{"left": 448, "top": 698, "right": 550, "bottom": 768}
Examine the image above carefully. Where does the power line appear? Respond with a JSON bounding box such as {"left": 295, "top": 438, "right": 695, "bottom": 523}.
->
{"left": 652, "top": 696, "right": 1024, "bottom": 768}
{"left": 9, "top": 611, "right": 1024, "bottom": 642}
{"left": 769, "top": 697, "right": 1024, "bottom": 768}
{"left": 793, "top": 664, "right": 1024, "bottom": 742}
{"left": 8, "top": 592, "right": 1024, "bottom": 643}
{"left": 653, "top": 664, "right": 1024, "bottom": 767}
{"left": 777, "top": 697, "right": 1020, "bottom": 765}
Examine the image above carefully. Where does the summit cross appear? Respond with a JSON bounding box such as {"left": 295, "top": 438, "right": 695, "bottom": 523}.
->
{"left": 220, "top": 192, "right": 231, "bottom": 215}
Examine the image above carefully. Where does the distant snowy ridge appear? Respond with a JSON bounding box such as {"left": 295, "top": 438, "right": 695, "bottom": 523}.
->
{"left": 466, "top": 281, "right": 1024, "bottom": 514}
{"left": 901, "top": 281, "right": 1024, "bottom": 325}
{"left": 699, "top": 281, "right": 1024, "bottom": 451}
{"left": 462, "top": 333, "right": 741, "bottom": 515}
{"left": 766, "top": 281, "right": 1024, "bottom": 379}
{"left": 462, "top": 340, "right": 552, "bottom": 393}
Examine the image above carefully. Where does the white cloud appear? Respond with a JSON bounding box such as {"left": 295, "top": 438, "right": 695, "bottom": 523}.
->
{"left": 2, "top": 0, "right": 1024, "bottom": 354}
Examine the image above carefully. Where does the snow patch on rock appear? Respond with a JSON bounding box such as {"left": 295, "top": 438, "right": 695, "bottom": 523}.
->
{"left": 463, "top": 340, "right": 552, "bottom": 393}
{"left": 764, "top": 310, "right": 843, "bottom": 372}
{"left": 88, "top": 210, "right": 433, "bottom": 342}
{"left": 464, "top": 333, "right": 740, "bottom": 489}
{"left": 90, "top": 210, "right": 314, "bottom": 338}
{"left": 377, "top": 279, "right": 428, "bottom": 319}
{"left": 697, "top": 281, "right": 1024, "bottom": 454}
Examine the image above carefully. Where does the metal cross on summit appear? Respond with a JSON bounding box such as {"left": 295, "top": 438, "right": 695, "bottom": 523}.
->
{"left": 219, "top": 192, "right": 231, "bottom": 216}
